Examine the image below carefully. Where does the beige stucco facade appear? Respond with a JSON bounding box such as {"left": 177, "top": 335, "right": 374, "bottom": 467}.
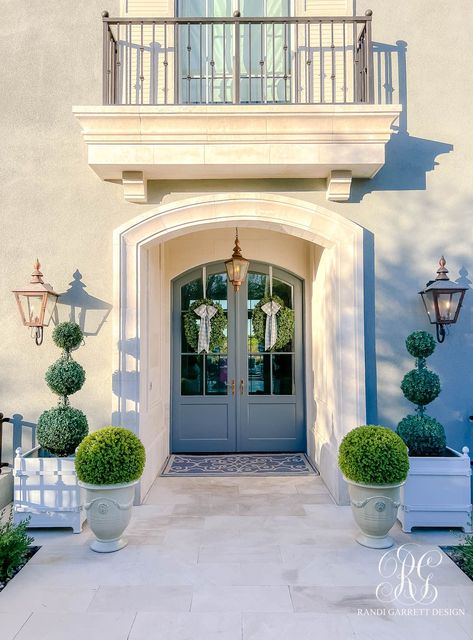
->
{"left": 1, "top": 1, "right": 473, "bottom": 503}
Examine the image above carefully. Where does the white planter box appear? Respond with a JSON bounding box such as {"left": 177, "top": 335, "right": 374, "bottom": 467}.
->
{"left": 398, "top": 446, "right": 472, "bottom": 533}
{"left": 13, "top": 446, "right": 85, "bottom": 533}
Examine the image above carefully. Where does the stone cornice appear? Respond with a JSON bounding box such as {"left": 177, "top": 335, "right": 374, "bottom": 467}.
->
{"left": 73, "top": 104, "right": 401, "bottom": 202}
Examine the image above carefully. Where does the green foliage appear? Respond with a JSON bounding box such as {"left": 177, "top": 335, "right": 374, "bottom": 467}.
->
{"left": 396, "top": 414, "right": 446, "bottom": 456}
{"left": 457, "top": 535, "right": 473, "bottom": 580}
{"left": 40, "top": 324, "right": 87, "bottom": 456}
{"left": 0, "top": 511, "right": 34, "bottom": 583}
{"left": 45, "top": 357, "right": 85, "bottom": 397}
{"left": 405, "top": 331, "right": 436, "bottom": 359}
{"left": 397, "top": 332, "right": 446, "bottom": 457}
{"left": 401, "top": 368, "right": 441, "bottom": 406}
{"left": 75, "top": 426, "right": 146, "bottom": 485}
{"left": 251, "top": 295, "right": 295, "bottom": 351}
{"left": 52, "top": 322, "right": 83, "bottom": 353}
{"left": 184, "top": 298, "right": 227, "bottom": 352}
{"left": 338, "top": 425, "right": 409, "bottom": 485}
{"left": 37, "top": 406, "right": 88, "bottom": 457}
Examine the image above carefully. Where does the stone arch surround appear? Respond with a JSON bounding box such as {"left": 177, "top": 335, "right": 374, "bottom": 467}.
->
{"left": 113, "top": 193, "right": 366, "bottom": 504}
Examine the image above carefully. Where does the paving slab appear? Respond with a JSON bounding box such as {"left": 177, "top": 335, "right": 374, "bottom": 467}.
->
{"left": 0, "top": 473, "right": 470, "bottom": 639}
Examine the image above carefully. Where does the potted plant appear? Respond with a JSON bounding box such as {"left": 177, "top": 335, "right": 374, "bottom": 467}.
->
{"left": 396, "top": 331, "right": 472, "bottom": 532}
{"left": 75, "top": 426, "right": 145, "bottom": 553}
{"left": 13, "top": 322, "right": 88, "bottom": 533}
{"left": 339, "top": 425, "right": 409, "bottom": 548}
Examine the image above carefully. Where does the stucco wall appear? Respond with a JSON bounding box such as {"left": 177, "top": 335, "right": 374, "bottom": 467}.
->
{"left": 1, "top": 0, "right": 473, "bottom": 466}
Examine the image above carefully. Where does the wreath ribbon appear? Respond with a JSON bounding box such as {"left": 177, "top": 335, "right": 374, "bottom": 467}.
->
{"left": 261, "top": 300, "right": 281, "bottom": 351}
{"left": 194, "top": 304, "right": 217, "bottom": 353}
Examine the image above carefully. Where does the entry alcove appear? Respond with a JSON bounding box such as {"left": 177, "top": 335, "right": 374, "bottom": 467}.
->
{"left": 112, "top": 193, "right": 367, "bottom": 506}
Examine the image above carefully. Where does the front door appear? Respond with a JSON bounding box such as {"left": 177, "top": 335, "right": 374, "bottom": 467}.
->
{"left": 171, "top": 262, "right": 305, "bottom": 452}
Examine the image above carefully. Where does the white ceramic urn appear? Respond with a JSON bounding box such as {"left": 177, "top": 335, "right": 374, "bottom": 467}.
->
{"left": 79, "top": 479, "right": 138, "bottom": 552}
{"left": 345, "top": 478, "right": 404, "bottom": 549}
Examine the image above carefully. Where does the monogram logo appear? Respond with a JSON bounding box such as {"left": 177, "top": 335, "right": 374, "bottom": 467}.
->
{"left": 376, "top": 544, "right": 442, "bottom": 606}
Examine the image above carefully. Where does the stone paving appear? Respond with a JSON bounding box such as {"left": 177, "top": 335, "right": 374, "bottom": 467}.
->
{"left": 1, "top": 474, "right": 472, "bottom": 639}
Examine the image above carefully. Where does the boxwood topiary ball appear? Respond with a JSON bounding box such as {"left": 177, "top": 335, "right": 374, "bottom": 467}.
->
{"left": 75, "top": 426, "right": 146, "bottom": 485}
{"left": 45, "top": 357, "right": 85, "bottom": 396}
{"left": 396, "top": 414, "right": 446, "bottom": 457}
{"left": 401, "top": 368, "right": 440, "bottom": 406}
{"left": 405, "top": 331, "right": 436, "bottom": 359}
{"left": 52, "top": 322, "right": 83, "bottom": 352}
{"left": 37, "top": 406, "right": 88, "bottom": 457}
{"left": 338, "top": 425, "right": 409, "bottom": 485}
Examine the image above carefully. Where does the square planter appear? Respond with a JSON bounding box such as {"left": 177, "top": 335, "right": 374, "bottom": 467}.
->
{"left": 398, "top": 446, "right": 472, "bottom": 533}
{"left": 13, "top": 446, "right": 85, "bottom": 533}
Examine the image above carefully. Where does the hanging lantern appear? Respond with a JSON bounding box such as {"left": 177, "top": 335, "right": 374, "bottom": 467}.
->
{"left": 225, "top": 229, "right": 250, "bottom": 292}
{"left": 12, "top": 260, "right": 59, "bottom": 345}
{"left": 419, "top": 256, "right": 468, "bottom": 343}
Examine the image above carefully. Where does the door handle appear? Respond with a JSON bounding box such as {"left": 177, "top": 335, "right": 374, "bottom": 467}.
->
{"left": 240, "top": 379, "right": 245, "bottom": 395}
{"left": 226, "top": 379, "right": 235, "bottom": 396}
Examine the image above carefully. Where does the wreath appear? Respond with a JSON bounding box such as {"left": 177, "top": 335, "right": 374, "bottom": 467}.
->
{"left": 184, "top": 298, "right": 227, "bottom": 353}
{"left": 251, "top": 294, "right": 295, "bottom": 351}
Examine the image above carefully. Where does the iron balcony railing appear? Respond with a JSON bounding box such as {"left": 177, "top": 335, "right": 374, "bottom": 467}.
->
{"left": 102, "top": 12, "right": 374, "bottom": 106}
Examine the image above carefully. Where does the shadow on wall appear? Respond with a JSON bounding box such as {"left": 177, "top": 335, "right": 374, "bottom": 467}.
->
{"left": 112, "top": 337, "right": 141, "bottom": 431}
{"left": 350, "top": 40, "right": 453, "bottom": 202}
{"left": 373, "top": 208, "right": 473, "bottom": 454}
{"left": 55, "top": 270, "right": 112, "bottom": 336}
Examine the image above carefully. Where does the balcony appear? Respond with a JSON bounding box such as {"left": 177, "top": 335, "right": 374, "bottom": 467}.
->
{"left": 73, "top": 12, "right": 401, "bottom": 202}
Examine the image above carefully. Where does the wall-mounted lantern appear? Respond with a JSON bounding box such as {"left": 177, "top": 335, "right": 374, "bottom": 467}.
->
{"left": 12, "top": 260, "right": 59, "bottom": 346}
{"left": 225, "top": 229, "right": 250, "bottom": 293}
{"left": 419, "top": 256, "right": 468, "bottom": 343}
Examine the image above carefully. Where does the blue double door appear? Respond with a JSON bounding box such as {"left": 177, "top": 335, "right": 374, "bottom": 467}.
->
{"left": 171, "top": 262, "right": 305, "bottom": 453}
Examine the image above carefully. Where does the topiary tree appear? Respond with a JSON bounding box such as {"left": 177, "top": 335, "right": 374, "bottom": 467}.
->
{"left": 37, "top": 322, "right": 88, "bottom": 456}
{"left": 338, "top": 425, "right": 409, "bottom": 485}
{"left": 75, "top": 427, "right": 146, "bottom": 485}
{"left": 396, "top": 331, "right": 446, "bottom": 456}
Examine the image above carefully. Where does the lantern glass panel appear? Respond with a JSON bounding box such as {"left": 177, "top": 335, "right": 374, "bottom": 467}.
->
{"left": 437, "top": 291, "right": 462, "bottom": 323}
{"left": 420, "top": 290, "right": 437, "bottom": 324}
{"left": 23, "top": 295, "right": 45, "bottom": 326}
{"left": 225, "top": 259, "right": 234, "bottom": 282}
{"left": 44, "top": 293, "right": 58, "bottom": 326}
{"left": 236, "top": 258, "right": 249, "bottom": 283}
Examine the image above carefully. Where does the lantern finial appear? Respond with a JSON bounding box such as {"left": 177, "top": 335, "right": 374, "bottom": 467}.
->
{"left": 31, "top": 259, "right": 44, "bottom": 284}
{"left": 232, "top": 229, "right": 243, "bottom": 258}
{"left": 436, "top": 256, "right": 449, "bottom": 281}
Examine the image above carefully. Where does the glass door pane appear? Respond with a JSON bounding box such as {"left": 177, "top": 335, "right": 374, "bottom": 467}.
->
{"left": 178, "top": 0, "right": 233, "bottom": 104}
{"left": 180, "top": 271, "right": 229, "bottom": 395}
{"left": 246, "top": 270, "right": 294, "bottom": 396}
{"left": 239, "top": 0, "right": 291, "bottom": 103}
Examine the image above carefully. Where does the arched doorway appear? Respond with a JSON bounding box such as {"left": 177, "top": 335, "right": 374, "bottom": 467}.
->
{"left": 172, "top": 261, "right": 305, "bottom": 452}
{"left": 113, "top": 192, "right": 367, "bottom": 505}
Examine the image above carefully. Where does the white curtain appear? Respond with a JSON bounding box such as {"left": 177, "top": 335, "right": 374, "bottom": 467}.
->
{"left": 178, "top": 0, "right": 290, "bottom": 103}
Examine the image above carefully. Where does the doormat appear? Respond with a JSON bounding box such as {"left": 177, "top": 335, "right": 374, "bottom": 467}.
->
{"left": 161, "top": 453, "right": 318, "bottom": 477}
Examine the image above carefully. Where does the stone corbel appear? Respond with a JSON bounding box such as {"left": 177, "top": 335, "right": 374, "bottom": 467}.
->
{"left": 326, "top": 170, "right": 352, "bottom": 202}
{"left": 122, "top": 171, "right": 148, "bottom": 203}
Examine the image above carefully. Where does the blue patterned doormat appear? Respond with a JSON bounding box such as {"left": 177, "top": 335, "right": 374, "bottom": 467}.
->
{"left": 162, "top": 453, "right": 318, "bottom": 476}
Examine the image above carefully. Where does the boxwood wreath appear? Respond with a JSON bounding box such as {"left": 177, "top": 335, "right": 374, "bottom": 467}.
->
{"left": 184, "top": 298, "right": 227, "bottom": 352}
{"left": 251, "top": 295, "right": 295, "bottom": 351}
